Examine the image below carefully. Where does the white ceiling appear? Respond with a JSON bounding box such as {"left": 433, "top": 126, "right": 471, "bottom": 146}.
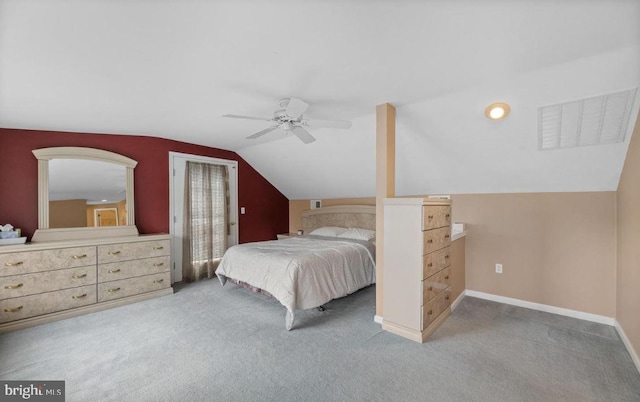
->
{"left": 1, "top": 0, "right": 639, "bottom": 199}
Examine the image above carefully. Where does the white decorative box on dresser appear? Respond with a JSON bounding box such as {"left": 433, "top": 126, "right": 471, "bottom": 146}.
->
{"left": 382, "top": 197, "right": 452, "bottom": 343}
{"left": 0, "top": 235, "right": 172, "bottom": 333}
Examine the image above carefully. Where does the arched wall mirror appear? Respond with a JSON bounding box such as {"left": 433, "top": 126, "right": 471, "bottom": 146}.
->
{"left": 32, "top": 147, "right": 139, "bottom": 242}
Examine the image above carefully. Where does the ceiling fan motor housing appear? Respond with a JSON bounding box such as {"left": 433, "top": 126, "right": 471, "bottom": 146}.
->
{"left": 274, "top": 98, "right": 301, "bottom": 123}
{"left": 273, "top": 108, "right": 300, "bottom": 123}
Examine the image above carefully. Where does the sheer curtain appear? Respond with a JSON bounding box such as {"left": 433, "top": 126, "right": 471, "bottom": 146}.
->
{"left": 182, "top": 161, "right": 229, "bottom": 282}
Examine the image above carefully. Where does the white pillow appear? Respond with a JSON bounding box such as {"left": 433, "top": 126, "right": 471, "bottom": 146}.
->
{"left": 309, "top": 226, "right": 347, "bottom": 237}
{"left": 337, "top": 228, "right": 376, "bottom": 241}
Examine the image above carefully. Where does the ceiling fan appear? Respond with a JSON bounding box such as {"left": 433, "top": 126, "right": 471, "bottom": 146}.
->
{"left": 222, "top": 97, "right": 352, "bottom": 144}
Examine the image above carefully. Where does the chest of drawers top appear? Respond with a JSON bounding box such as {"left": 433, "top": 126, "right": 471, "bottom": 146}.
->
{"left": 0, "top": 234, "right": 170, "bottom": 253}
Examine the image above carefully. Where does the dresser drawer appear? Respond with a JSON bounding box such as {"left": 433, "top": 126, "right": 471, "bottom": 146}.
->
{"left": 422, "top": 246, "right": 451, "bottom": 278}
{"left": 98, "top": 272, "right": 170, "bottom": 302}
{"left": 422, "top": 267, "right": 451, "bottom": 305}
{"left": 0, "top": 247, "right": 95, "bottom": 277}
{"left": 0, "top": 285, "right": 97, "bottom": 324}
{"left": 423, "top": 227, "right": 451, "bottom": 254}
{"left": 422, "top": 286, "right": 451, "bottom": 330}
{"left": 99, "top": 256, "right": 170, "bottom": 282}
{"left": 98, "top": 240, "right": 170, "bottom": 264}
{"left": 422, "top": 205, "right": 451, "bottom": 230}
{"left": 0, "top": 266, "right": 96, "bottom": 299}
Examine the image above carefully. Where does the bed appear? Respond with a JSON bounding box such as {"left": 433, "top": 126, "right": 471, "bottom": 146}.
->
{"left": 215, "top": 205, "right": 376, "bottom": 330}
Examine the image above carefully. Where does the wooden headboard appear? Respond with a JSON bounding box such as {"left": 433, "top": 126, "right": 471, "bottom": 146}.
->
{"left": 301, "top": 205, "right": 376, "bottom": 233}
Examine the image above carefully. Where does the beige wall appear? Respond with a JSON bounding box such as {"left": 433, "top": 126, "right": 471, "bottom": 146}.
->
{"left": 289, "top": 197, "right": 376, "bottom": 234}
{"left": 49, "top": 199, "right": 88, "bottom": 228}
{"left": 616, "top": 112, "right": 640, "bottom": 357}
{"left": 449, "top": 192, "right": 617, "bottom": 317}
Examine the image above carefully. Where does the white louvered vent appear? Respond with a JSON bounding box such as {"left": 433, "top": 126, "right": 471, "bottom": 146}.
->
{"left": 538, "top": 88, "right": 638, "bottom": 150}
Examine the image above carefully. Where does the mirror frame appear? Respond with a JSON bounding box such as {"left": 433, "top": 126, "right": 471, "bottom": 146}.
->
{"left": 31, "top": 147, "right": 139, "bottom": 242}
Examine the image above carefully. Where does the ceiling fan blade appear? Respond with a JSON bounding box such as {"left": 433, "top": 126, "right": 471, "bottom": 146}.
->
{"left": 285, "top": 97, "right": 309, "bottom": 119}
{"left": 291, "top": 126, "right": 316, "bottom": 144}
{"left": 246, "top": 125, "right": 280, "bottom": 139}
{"left": 223, "top": 114, "right": 273, "bottom": 121}
{"left": 303, "top": 118, "right": 352, "bottom": 129}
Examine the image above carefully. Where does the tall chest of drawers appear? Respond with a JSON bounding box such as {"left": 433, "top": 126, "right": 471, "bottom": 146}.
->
{"left": 382, "top": 198, "right": 452, "bottom": 343}
{"left": 0, "top": 234, "right": 172, "bottom": 333}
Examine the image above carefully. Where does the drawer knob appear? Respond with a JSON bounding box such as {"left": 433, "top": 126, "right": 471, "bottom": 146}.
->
{"left": 445, "top": 234, "right": 450, "bottom": 239}
{"left": 445, "top": 296, "right": 450, "bottom": 301}
{"left": 427, "top": 309, "right": 433, "bottom": 316}
{"left": 108, "top": 287, "right": 121, "bottom": 293}
{"left": 72, "top": 273, "right": 87, "bottom": 279}
{"left": 4, "top": 261, "right": 24, "bottom": 267}
{"left": 427, "top": 239, "right": 433, "bottom": 244}
{"left": 4, "top": 306, "right": 23, "bottom": 313}
{"left": 444, "top": 255, "right": 450, "bottom": 259}
{"left": 446, "top": 214, "right": 450, "bottom": 218}
{"left": 4, "top": 283, "right": 23, "bottom": 289}
{"left": 153, "top": 263, "right": 164, "bottom": 267}
{"left": 153, "top": 279, "right": 164, "bottom": 284}
{"left": 72, "top": 293, "right": 87, "bottom": 299}
{"left": 427, "top": 286, "right": 433, "bottom": 291}
{"left": 427, "top": 215, "right": 434, "bottom": 219}
{"left": 72, "top": 254, "right": 87, "bottom": 259}
{"left": 153, "top": 246, "right": 164, "bottom": 250}
{"left": 108, "top": 269, "right": 121, "bottom": 274}
{"left": 108, "top": 251, "right": 121, "bottom": 255}
{"left": 444, "top": 275, "right": 449, "bottom": 280}
{"left": 427, "top": 263, "right": 433, "bottom": 267}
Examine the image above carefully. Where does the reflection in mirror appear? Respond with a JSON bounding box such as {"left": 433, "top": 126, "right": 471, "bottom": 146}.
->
{"left": 48, "top": 159, "right": 127, "bottom": 229}
{"left": 94, "top": 208, "right": 119, "bottom": 227}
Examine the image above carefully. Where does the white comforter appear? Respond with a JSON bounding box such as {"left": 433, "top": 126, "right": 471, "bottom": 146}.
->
{"left": 216, "top": 236, "right": 376, "bottom": 314}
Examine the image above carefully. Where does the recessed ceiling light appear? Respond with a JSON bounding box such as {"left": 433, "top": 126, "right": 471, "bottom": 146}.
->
{"left": 101, "top": 199, "right": 108, "bottom": 202}
{"left": 485, "top": 102, "right": 510, "bottom": 120}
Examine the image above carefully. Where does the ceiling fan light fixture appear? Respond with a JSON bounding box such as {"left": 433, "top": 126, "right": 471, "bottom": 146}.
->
{"left": 485, "top": 102, "right": 510, "bottom": 120}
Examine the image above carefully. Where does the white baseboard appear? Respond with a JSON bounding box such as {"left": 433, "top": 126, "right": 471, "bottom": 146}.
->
{"left": 377, "top": 288, "right": 638, "bottom": 375}
{"left": 465, "top": 289, "right": 616, "bottom": 326}
{"left": 615, "top": 320, "right": 640, "bottom": 375}
{"left": 451, "top": 291, "right": 466, "bottom": 311}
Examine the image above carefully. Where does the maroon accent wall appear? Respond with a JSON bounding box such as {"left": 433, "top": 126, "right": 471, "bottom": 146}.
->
{"left": 0, "top": 129, "right": 289, "bottom": 243}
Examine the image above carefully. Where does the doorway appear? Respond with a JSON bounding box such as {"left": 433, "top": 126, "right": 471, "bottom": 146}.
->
{"left": 169, "top": 152, "right": 239, "bottom": 283}
{"left": 94, "top": 208, "right": 118, "bottom": 227}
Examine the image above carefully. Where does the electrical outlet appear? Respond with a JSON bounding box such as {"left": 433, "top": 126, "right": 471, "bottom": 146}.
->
{"left": 240, "top": 207, "right": 246, "bottom": 215}
{"left": 495, "top": 263, "right": 503, "bottom": 274}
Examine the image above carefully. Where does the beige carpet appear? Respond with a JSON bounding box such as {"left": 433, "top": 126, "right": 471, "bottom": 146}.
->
{"left": 1, "top": 279, "right": 638, "bottom": 401}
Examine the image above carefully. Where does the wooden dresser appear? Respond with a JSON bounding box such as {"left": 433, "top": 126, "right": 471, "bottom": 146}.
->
{"left": 382, "top": 198, "right": 452, "bottom": 343}
{"left": 0, "top": 234, "right": 172, "bottom": 333}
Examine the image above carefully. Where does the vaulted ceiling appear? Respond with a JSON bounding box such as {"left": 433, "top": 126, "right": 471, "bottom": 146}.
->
{"left": 1, "top": 0, "right": 638, "bottom": 199}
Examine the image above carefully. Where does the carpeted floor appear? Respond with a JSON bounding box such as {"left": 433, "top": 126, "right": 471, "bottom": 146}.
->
{"left": 1, "top": 279, "right": 638, "bottom": 402}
